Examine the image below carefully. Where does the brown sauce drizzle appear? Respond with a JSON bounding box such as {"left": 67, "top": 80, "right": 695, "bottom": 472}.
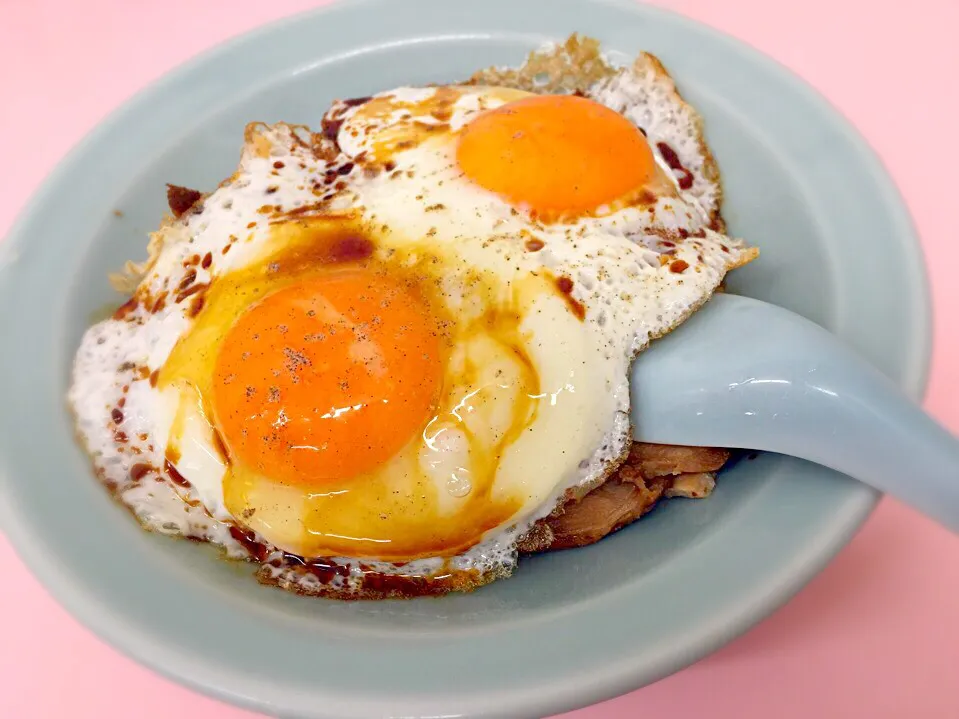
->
{"left": 328, "top": 234, "right": 374, "bottom": 262}
{"left": 321, "top": 116, "right": 345, "bottom": 148}
{"left": 356, "top": 563, "right": 480, "bottom": 598}
{"left": 342, "top": 96, "right": 372, "bottom": 108}
{"left": 266, "top": 226, "right": 375, "bottom": 266}
{"left": 280, "top": 202, "right": 331, "bottom": 220}
{"left": 166, "top": 184, "right": 203, "bottom": 218}
{"left": 656, "top": 142, "right": 694, "bottom": 190}
{"left": 230, "top": 527, "right": 270, "bottom": 562}
{"left": 151, "top": 291, "right": 168, "bottom": 314}
{"left": 164, "top": 458, "right": 191, "bottom": 489}
{"left": 178, "top": 268, "right": 197, "bottom": 292}
{"left": 554, "top": 275, "right": 586, "bottom": 321}
{"left": 188, "top": 295, "right": 205, "bottom": 318}
{"left": 112, "top": 296, "right": 138, "bottom": 320}
{"left": 280, "top": 553, "right": 351, "bottom": 584}
{"left": 129, "top": 462, "right": 154, "bottom": 481}
{"left": 175, "top": 282, "right": 208, "bottom": 304}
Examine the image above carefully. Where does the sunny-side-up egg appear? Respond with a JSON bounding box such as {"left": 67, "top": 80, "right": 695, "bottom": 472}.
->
{"left": 69, "top": 69, "right": 756, "bottom": 598}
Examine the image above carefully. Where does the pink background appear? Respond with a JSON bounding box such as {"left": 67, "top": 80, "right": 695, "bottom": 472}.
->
{"left": 1, "top": 0, "right": 957, "bottom": 716}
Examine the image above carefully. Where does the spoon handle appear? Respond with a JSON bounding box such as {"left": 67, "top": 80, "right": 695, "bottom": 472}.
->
{"left": 631, "top": 293, "right": 959, "bottom": 531}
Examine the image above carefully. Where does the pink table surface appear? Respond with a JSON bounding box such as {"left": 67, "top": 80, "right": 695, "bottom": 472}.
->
{"left": 2, "top": 0, "right": 957, "bottom": 717}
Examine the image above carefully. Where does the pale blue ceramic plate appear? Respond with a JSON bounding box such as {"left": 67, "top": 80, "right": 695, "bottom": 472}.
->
{"left": 0, "top": 1, "right": 930, "bottom": 717}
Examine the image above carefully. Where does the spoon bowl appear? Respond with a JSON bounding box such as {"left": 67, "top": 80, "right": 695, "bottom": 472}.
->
{"left": 633, "top": 293, "right": 958, "bottom": 531}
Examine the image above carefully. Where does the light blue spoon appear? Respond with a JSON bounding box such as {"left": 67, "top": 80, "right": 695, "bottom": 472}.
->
{"left": 632, "top": 293, "right": 959, "bottom": 531}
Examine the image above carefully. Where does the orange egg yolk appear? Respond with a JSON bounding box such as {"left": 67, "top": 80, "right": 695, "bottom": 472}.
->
{"left": 456, "top": 94, "right": 656, "bottom": 219}
{"left": 212, "top": 270, "right": 443, "bottom": 486}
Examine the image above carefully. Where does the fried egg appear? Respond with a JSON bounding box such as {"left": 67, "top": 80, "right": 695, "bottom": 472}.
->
{"left": 69, "top": 47, "right": 756, "bottom": 598}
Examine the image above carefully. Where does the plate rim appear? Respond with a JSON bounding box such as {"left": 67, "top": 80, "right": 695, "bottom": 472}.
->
{"left": 0, "top": 0, "right": 932, "bottom": 717}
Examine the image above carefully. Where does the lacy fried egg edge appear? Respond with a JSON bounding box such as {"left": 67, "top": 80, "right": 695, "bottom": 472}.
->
{"left": 75, "top": 38, "right": 756, "bottom": 599}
